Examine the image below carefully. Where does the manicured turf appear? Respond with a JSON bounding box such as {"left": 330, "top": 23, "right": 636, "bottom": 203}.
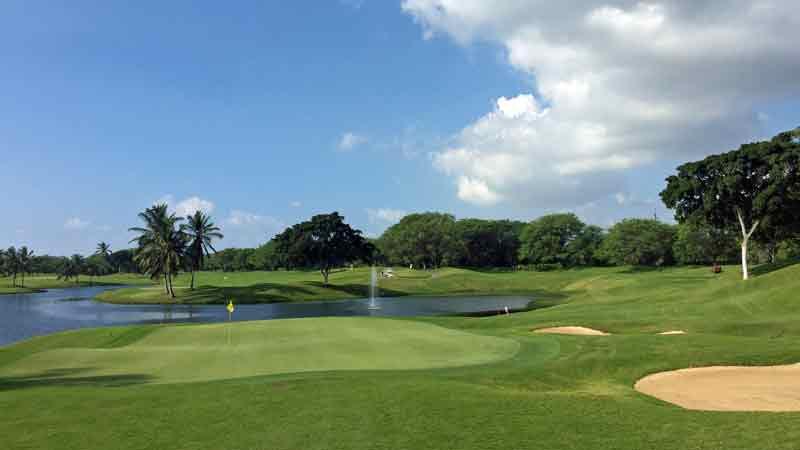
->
{"left": 0, "top": 318, "right": 518, "bottom": 384}
{"left": 0, "top": 273, "right": 151, "bottom": 295}
{"left": 3, "top": 263, "right": 800, "bottom": 449}
{"left": 97, "top": 266, "right": 594, "bottom": 304}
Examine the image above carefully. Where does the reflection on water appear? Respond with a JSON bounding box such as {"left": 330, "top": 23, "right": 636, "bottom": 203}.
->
{"left": 0, "top": 286, "right": 533, "bottom": 346}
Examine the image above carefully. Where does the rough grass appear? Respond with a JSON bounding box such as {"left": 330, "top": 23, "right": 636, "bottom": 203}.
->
{"left": 3, "top": 263, "right": 800, "bottom": 449}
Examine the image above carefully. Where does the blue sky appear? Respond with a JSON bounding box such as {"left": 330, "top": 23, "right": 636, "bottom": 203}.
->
{"left": 1, "top": 1, "right": 798, "bottom": 255}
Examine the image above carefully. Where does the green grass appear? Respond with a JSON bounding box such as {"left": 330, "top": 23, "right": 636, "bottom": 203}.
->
{"left": 0, "top": 318, "right": 518, "bottom": 384}
{"left": 0, "top": 273, "right": 151, "bottom": 295}
{"left": 3, "top": 263, "right": 800, "bottom": 449}
{"left": 97, "top": 266, "right": 593, "bottom": 304}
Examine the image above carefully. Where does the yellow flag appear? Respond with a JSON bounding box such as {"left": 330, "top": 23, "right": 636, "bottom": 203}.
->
{"left": 226, "top": 300, "right": 235, "bottom": 314}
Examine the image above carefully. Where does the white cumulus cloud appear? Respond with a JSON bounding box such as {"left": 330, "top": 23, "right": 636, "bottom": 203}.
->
{"left": 175, "top": 196, "right": 215, "bottom": 217}
{"left": 366, "top": 208, "right": 407, "bottom": 224}
{"left": 224, "top": 210, "right": 284, "bottom": 248}
{"left": 338, "top": 132, "right": 368, "bottom": 151}
{"left": 152, "top": 195, "right": 215, "bottom": 217}
{"left": 64, "top": 217, "right": 91, "bottom": 230}
{"left": 225, "top": 210, "right": 281, "bottom": 227}
{"left": 402, "top": 0, "right": 800, "bottom": 207}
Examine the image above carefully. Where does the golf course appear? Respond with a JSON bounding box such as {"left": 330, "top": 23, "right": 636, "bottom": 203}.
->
{"left": 3, "top": 2, "right": 800, "bottom": 447}
{"left": 3, "top": 263, "right": 800, "bottom": 449}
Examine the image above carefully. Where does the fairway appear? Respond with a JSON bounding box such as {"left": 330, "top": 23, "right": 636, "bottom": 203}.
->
{"left": 0, "top": 318, "right": 519, "bottom": 384}
{"left": 5, "top": 264, "right": 800, "bottom": 449}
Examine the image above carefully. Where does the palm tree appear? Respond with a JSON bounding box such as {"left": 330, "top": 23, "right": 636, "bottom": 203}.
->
{"left": 5, "top": 247, "right": 19, "bottom": 287}
{"left": 58, "top": 254, "right": 85, "bottom": 284}
{"left": 182, "top": 211, "right": 224, "bottom": 290}
{"left": 17, "top": 247, "right": 33, "bottom": 288}
{"left": 96, "top": 242, "right": 111, "bottom": 258}
{"left": 96, "top": 241, "right": 116, "bottom": 273}
{"left": 129, "top": 204, "right": 187, "bottom": 298}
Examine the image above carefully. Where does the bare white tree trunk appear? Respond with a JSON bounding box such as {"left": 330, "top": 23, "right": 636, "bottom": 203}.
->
{"left": 737, "top": 209, "right": 760, "bottom": 281}
{"left": 741, "top": 238, "right": 749, "bottom": 280}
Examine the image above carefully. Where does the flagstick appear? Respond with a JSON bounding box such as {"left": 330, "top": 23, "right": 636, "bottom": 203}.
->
{"left": 227, "top": 310, "right": 231, "bottom": 345}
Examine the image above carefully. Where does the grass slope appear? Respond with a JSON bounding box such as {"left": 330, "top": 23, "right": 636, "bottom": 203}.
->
{"left": 97, "top": 266, "right": 592, "bottom": 304}
{"left": 3, "top": 264, "right": 800, "bottom": 449}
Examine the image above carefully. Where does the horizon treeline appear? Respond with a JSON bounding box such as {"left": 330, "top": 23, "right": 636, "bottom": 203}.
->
{"left": 189, "top": 212, "right": 800, "bottom": 272}
{"left": 5, "top": 127, "right": 799, "bottom": 278}
{"left": 6, "top": 212, "right": 800, "bottom": 277}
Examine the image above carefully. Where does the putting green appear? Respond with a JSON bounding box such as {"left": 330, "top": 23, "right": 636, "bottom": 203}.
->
{"left": 0, "top": 318, "right": 519, "bottom": 384}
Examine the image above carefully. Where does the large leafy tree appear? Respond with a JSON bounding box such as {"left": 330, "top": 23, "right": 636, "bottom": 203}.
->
{"left": 661, "top": 129, "right": 800, "bottom": 279}
{"left": 598, "top": 219, "right": 677, "bottom": 267}
{"left": 518, "top": 213, "right": 587, "bottom": 267}
{"left": 673, "top": 221, "right": 738, "bottom": 266}
{"left": 453, "top": 219, "right": 524, "bottom": 268}
{"left": 109, "top": 249, "right": 137, "bottom": 273}
{"left": 29, "top": 255, "right": 64, "bottom": 274}
{"left": 274, "top": 212, "right": 373, "bottom": 285}
{"left": 129, "top": 204, "right": 187, "bottom": 298}
{"left": 378, "top": 213, "right": 459, "bottom": 269}
{"left": 248, "top": 240, "right": 281, "bottom": 271}
{"left": 568, "top": 225, "right": 606, "bottom": 266}
{"left": 206, "top": 248, "right": 255, "bottom": 272}
{"left": 182, "top": 211, "right": 224, "bottom": 290}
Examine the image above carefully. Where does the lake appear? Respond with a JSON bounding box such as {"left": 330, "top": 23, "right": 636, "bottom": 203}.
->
{"left": 0, "top": 286, "right": 534, "bottom": 346}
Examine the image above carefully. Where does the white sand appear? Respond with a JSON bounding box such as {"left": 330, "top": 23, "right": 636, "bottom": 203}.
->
{"left": 532, "top": 326, "right": 609, "bottom": 336}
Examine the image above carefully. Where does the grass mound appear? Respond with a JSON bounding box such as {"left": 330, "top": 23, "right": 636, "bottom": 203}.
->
{"left": 0, "top": 318, "right": 519, "bottom": 384}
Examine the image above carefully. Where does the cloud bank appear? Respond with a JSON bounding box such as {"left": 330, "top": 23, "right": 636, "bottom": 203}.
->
{"left": 402, "top": 0, "right": 800, "bottom": 207}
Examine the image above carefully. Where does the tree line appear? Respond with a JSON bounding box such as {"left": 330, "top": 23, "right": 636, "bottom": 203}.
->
{"left": 1, "top": 243, "right": 139, "bottom": 286}
{"left": 0, "top": 246, "right": 35, "bottom": 287}
{"left": 5, "top": 128, "right": 798, "bottom": 285}
{"left": 198, "top": 211, "right": 796, "bottom": 275}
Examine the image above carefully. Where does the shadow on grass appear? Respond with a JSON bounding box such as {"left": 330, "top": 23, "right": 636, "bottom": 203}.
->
{"left": 0, "top": 367, "right": 153, "bottom": 391}
{"left": 457, "top": 267, "right": 522, "bottom": 274}
{"left": 751, "top": 259, "right": 800, "bottom": 277}
{"left": 620, "top": 266, "right": 665, "bottom": 274}
{"left": 184, "top": 283, "right": 318, "bottom": 304}
{"left": 303, "top": 281, "right": 409, "bottom": 298}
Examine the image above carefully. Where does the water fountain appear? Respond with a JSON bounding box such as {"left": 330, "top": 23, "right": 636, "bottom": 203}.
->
{"left": 368, "top": 266, "right": 381, "bottom": 310}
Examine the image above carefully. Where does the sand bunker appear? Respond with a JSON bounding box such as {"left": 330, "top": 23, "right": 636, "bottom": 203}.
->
{"left": 636, "top": 364, "right": 800, "bottom": 411}
{"left": 658, "top": 330, "right": 686, "bottom": 335}
{"left": 533, "top": 326, "right": 609, "bottom": 336}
